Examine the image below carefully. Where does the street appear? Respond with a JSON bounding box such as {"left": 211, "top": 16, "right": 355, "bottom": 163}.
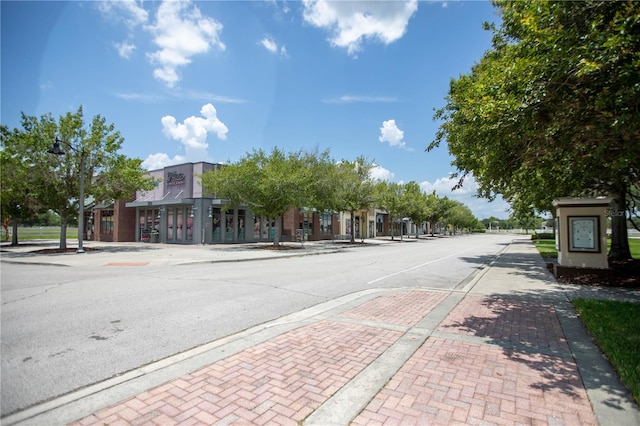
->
{"left": 1, "top": 234, "right": 514, "bottom": 417}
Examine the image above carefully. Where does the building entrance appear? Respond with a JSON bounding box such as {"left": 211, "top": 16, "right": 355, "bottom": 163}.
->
{"left": 165, "top": 206, "right": 194, "bottom": 243}
{"left": 138, "top": 208, "right": 160, "bottom": 243}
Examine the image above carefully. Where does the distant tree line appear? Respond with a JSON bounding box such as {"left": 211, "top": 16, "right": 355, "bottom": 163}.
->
{"left": 200, "top": 147, "right": 483, "bottom": 245}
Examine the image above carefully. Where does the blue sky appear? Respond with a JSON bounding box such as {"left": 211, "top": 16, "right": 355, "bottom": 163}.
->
{"left": 1, "top": 0, "right": 511, "bottom": 219}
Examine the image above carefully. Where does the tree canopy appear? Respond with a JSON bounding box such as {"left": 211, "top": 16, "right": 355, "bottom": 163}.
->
{"left": 1, "top": 107, "right": 155, "bottom": 248}
{"left": 202, "top": 147, "right": 482, "bottom": 244}
{"left": 329, "top": 157, "right": 377, "bottom": 243}
{"left": 430, "top": 0, "right": 640, "bottom": 259}
{"left": 200, "top": 147, "right": 321, "bottom": 245}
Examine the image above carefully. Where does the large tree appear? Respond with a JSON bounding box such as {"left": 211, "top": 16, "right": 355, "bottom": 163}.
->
{"left": 1, "top": 125, "right": 44, "bottom": 245}
{"left": 328, "top": 157, "right": 377, "bottom": 243}
{"left": 1, "top": 108, "right": 155, "bottom": 249}
{"left": 401, "top": 181, "right": 428, "bottom": 239}
{"left": 200, "top": 147, "right": 319, "bottom": 245}
{"left": 430, "top": 0, "right": 640, "bottom": 259}
{"left": 375, "top": 180, "right": 403, "bottom": 240}
{"left": 446, "top": 200, "right": 479, "bottom": 234}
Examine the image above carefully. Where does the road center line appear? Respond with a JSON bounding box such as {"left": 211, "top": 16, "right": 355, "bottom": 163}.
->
{"left": 366, "top": 242, "right": 497, "bottom": 285}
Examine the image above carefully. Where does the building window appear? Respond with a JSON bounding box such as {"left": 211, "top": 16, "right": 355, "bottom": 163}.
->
{"left": 139, "top": 208, "right": 160, "bottom": 242}
{"left": 167, "top": 209, "right": 174, "bottom": 239}
{"left": 377, "top": 214, "right": 384, "bottom": 234}
{"left": 101, "top": 210, "right": 114, "bottom": 236}
{"left": 253, "top": 216, "right": 262, "bottom": 240}
{"left": 212, "top": 208, "right": 221, "bottom": 241}
{"left": 186, "top": 207, "right": 193, "bottom": 241}
{"left": 238, "top": 209, "right": 245, "bottom": 240}
{"left": 320, "top": 213, "right": 332, "bottom": 234}
{"left": 225, "top": 214, "right": 234, "bottom": 242}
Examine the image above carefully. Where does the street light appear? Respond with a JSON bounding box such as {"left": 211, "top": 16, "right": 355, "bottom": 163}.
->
{"left": 47, "top": 137, "right": 86, "bottom": 254}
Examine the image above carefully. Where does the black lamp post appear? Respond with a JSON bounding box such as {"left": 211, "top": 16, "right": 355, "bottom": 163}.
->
{"left": 48, "top": 137, "right": 86, "bottom": 254}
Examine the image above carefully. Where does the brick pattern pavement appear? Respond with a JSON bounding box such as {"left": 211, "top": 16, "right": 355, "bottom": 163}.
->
{"left": 69, "top": 320, "right": 402, "bottom": 426}
{"left": 69, "top": 292, "right": 599, "bottom": 426}
{"left": 341, "top": 290, "right": 448, "bottom": 327}
{"left": 352, "top": 296, "right": 597, "bottom": 426}
{"left": 437, "top": 296, "right": 569, "bottom": 350}
{"left": 352, "top": 338, "right": 597, "bottom": 426}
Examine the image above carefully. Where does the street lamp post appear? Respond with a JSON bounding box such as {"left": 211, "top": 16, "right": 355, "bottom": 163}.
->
{"left": 47, "top": 137, "right": 86, "bottom": 254}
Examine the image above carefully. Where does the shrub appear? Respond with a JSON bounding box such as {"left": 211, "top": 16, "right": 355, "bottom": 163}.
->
{"left": 531, "top": 232, "right": 555, "bottom": 240}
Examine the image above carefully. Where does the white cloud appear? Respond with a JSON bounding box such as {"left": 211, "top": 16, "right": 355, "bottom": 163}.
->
{"left": 379, "top": 119, "right": 406, "bottom": 149}
{"left": 160, "top": 102, "right": 228, "bottom": 157}
{"left": 145, "top": 0, "right": 225, "bottom": 87}
{"left": 420, "top": 174, "right": 512, "bottom": 219}
{"left": 258, "top": 35, "right": 288, "bottom": 56}
{"left": 98, "top": 1, "right": 145, "bottom": 60}
{"left": 142, "top": 152, "right": 186, "bottom": 170}
{"left": 40, "top": 80, "right": 54, "bottom": 90}
{"left": 181, "top": 90, "right": 246, "bottom": 104}
{"left": 114, "top": 92, "right": 165, "bottom": 103}
{"left": 302, "top": 0, "right": 418, "bottom": 56}
{"left": 370, "top": 164, "right": 394, "bottom": 182}
{"left": 113, "top": 90, "right": 246, "bottom": 104}
{"left": 144, "top": 103, "right": 228, "bottom": 169}
{"left": 97, "top": 0, "right": 148, "bottom": 28}
{"left": 260, "top": 36, "right": 278, "bottom": 53}
{"left": 323, "top": 94, "right": 398, "bottom": 104}
{"left": 114, "top": 40, "right": 136, "bottom": 59}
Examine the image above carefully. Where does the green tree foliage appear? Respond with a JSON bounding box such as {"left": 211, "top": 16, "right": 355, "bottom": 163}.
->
{"left": 402, "top": 181, "right": 429, "bottom": 239}
{"left": 426, "top": 195, "right": 457, "bottom": 236}
{"left": 1, "top": 107, "right": 155, "bottom": 249}
{"left": 481, "top": 216, "right": 514, "bottom": 231}
{"left": 323, "top": 156, "right": 377, "bottom": 243}
{"left": 374, "top": 183, "right": 479, "bottom": 238}
{"left": 1, "top": 125, "right": 42, "bottom": 244}
{"left": 511, "top": 212, "right": 543, "bottom": 234}
{"left": 423, "top": 192, "right": 442, "bottom": 236}
{"left": 446, "top": 201, "right": 479, "bottom": 234}
{"left": 303, "top": 148, "right": 340, "bottom": 212}
{"left": 375, "top": 180, "right": 404, "bottom": 239}
{"left": 430, "top": 0, "right": 640, "bottom": 259}
{"left": 200, "top": 147, "right": 321, "bottom": 245}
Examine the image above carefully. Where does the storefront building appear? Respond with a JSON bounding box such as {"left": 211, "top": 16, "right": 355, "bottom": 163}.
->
{"left": 124, "top": 162, "right": 278, "bottom": 244}
{"left": 87, "top": 161, "right": 406, "bottom": 245}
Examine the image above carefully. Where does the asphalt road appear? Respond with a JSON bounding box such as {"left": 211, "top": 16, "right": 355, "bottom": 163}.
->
{"left": 1, "top": 234, "right": 514, "bottom": 416}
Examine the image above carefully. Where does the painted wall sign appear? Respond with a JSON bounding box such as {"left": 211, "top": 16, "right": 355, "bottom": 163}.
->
{"left": 166, "top": 171, "right": 186, "bottom": 185}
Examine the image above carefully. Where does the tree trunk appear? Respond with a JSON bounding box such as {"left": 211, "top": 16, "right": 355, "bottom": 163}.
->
{"left": 350, "top": 211, "right": 355, "bottom": 244}
{"left": 59, "top": 214, "right": 68, "bottom": 250}
{"left": 11, "top": 220, "right": 18, "bottom": 246}
{"left": 390, "top": 214, "right": 395, "bottom": 240}
{"left": 272, "top": 216, "right": 281, "bottom": 246}
{"left": 608, "top": 191, "right": 631, "bottom": 260}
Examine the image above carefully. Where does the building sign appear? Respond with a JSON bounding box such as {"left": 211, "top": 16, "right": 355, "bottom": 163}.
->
{"left": 166, "top": 171, "right": 186, "bottom": 186}
{"left": 568, "top": 216, "right": 599, "bottom": 252}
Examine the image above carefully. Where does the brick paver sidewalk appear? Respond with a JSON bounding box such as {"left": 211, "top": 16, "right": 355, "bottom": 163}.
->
{"left": 353, "top": 297, "right": 597, "bottom": 425}
{"left": 69, "top": 291, "right": 598, "bottom": 426}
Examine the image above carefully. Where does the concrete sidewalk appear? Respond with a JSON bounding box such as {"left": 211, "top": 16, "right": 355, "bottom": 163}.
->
{"left": 3, "top": 238, "right": 640, "bottom": 425}
{"left": 0, "top": 238, "right": 365, "bottom": 267}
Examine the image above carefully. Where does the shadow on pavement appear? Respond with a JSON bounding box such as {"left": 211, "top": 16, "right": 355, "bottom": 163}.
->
{"left": 442, "top": 285, "right": 640, "bottom": 414}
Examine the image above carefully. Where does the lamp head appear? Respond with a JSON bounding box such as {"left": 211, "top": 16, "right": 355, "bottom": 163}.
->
{"left": 47, "top": 138, "right": 65, "bottom": 156}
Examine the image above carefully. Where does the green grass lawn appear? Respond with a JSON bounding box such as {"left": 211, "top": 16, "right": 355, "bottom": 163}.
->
{"left": 630, "top": 238, "right": 640, "bottom": 258}
{"left": 4, "top": 226, "right": 78, "bottom": 241}
{"left": 573, "top": 299, "right": 640, "bottom": 406}
{"left": 533, "top": 239, "right": 558, "bottom": 258}
{"left": 534, "top": 238, "right": 640, "bottom": 260}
